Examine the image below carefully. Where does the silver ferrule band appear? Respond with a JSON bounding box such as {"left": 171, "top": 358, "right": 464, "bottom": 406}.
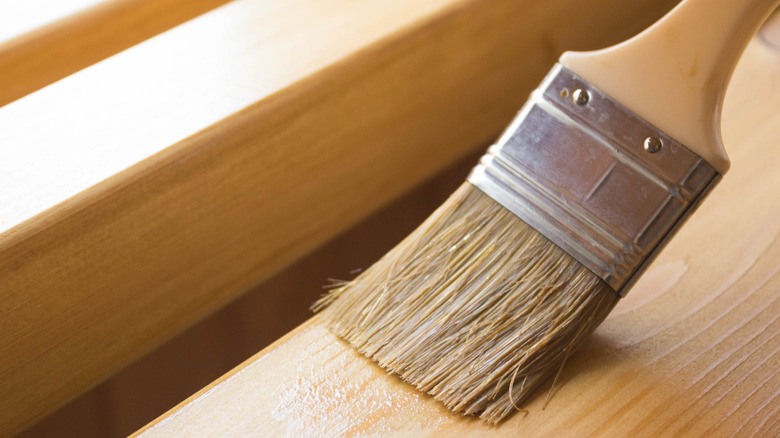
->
{"left": 468, "top": 64, "right": 721, "bottom": 296}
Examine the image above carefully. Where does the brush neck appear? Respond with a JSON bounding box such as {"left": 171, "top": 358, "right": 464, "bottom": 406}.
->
{"left": 560, "top": 0, "right": 780, "bottom": 174}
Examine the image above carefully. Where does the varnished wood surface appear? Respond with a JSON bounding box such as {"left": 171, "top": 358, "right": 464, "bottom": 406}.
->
{"left": 136, "top": 37, "right": 780, "bottom": 438}
{"left": 0, "top": 0, "right": 679, "bottom": 435}
{"left": 0, "top": 0, "right": 230, "bottom": 107}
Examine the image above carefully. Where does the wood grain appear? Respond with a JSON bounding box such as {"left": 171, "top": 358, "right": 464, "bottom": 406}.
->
{"left": 0, "top": 0, "right": 678, "bottom": 434}
{"left": 0, "top": 0, "right": 230, "bottom": 107}
{"left": 135, "top": 36, "right": 780, "bottom": 438}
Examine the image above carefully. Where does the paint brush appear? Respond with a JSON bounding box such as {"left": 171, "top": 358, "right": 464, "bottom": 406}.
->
{"left": 314, "top": 0, "right": 779, "bottom": 423}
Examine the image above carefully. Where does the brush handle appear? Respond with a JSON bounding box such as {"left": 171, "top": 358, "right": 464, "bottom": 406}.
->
{"left": 560, "top": 0, "right": 779, "bottom": 174}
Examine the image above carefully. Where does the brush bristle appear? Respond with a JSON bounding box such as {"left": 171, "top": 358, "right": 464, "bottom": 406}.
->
{"left": 314, "top": 182, "right": 618, "bottom": 423}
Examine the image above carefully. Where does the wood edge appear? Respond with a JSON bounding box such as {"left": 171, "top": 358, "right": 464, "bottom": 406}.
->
{"left": 0, "top": 0, "right": 230, "bottom": 106}
{"left": 132, "top": 317, "right": 323, "bottom": 436}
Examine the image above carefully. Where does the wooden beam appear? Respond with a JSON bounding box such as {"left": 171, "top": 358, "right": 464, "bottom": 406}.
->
{"left": 0, "top": 0, "right": 230, "bottom": 107}
{"left": 0, "top": 0, "right": 677, "bottom": 434}
{"left": 134, "top": 37, "right": 780, "bottom": 437}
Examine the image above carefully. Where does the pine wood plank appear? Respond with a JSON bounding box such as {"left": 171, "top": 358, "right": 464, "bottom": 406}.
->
{"left": 135, "top": 36, "right": 780, "bottom": 438}
{"left": 0, "top": 0, "right": 230, "bottom": 107}
{"left": 0, "top": 0, "right": 678, "bottom": 434}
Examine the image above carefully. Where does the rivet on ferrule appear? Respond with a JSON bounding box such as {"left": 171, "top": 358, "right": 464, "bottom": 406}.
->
{"left": 644, "top": 137, "right": 662, "bottom": 153}
{"left": 572, "top": 88, "right": 589, "bottom": 105}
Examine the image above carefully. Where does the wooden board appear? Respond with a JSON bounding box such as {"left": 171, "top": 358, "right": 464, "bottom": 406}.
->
{"left": 0, "top": 0, "right": 230, "bottom": 106}
{"left": 135, "top": 36, "right": 780, "bottom": 438}
{"left": 0, "top": 0, "right": 679, "bottom": 434}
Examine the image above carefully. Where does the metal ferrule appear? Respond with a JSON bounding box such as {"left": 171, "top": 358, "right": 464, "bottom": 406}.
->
{"left": 468, "top": 64, "right": 721, "bottom": 296}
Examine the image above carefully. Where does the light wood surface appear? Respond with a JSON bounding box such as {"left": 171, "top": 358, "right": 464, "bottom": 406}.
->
{"left": 135, "top": 36, "right": 780, "bottom": 438}
{"left": 0, "top": 0, "right": 230, "bottom": 107}
{"left": 0, "top": 0, "right": 680, "bottom": 435}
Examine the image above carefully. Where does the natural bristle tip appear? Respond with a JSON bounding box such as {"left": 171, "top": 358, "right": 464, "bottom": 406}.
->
{"left": 314, "top": 183, "right": 619, "bottom": 423}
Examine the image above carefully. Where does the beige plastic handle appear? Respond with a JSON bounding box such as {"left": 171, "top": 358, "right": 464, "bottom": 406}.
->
{"left": 560, "top": 0, "right": 779, "bottom": 174}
